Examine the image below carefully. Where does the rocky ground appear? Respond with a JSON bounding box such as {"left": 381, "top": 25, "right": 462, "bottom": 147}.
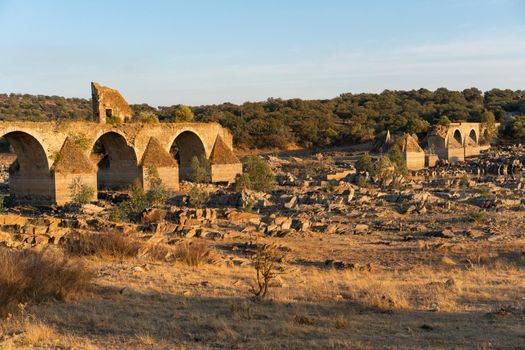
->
{"left": 0, "top": 146, "right": 524, "bottom": 349}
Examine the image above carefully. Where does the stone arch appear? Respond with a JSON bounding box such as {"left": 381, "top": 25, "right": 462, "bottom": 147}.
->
{"left": 169, "top": 130, "right": 207, "bottom": 181}
{"left": 450, "top": 129, "right": 463, "bottom": 148}
{"left": 91, "top": 131, "right": 140, "bottom": 190}
{"left": 468, "top": 129, "right": 478, "bottom": 145}
{"left": 1, "top": 131, "right": 54, "bottom": 203}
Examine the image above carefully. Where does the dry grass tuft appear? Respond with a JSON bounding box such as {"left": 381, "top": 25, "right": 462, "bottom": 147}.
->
{"left": 62, "top": 231, "right": 142, "bottom": 259}
{"left": 0, "top": 247, "right": 92, "bottom": 317}
{"left": 174, "top": 240, "right": 211, "bottom": 266}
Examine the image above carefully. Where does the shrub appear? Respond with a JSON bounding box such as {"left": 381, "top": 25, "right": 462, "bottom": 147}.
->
{"left": 373, "top": 156, "right": 395, "bottom": 181}
{"left": 469, "top": 211, "right": 487, "bottom": 223}
{"left": 244, "top": 156, "right": 275, "bottom": 192}
{"left": 0, "top": 248, "right": 92, "bottom": 316}
{"left": 136, "top": 111, "right": 159, "bottom": 123}
{"left": 145, "top": 166, "right": 169, "bottom": 206}
{"left": 250, "top": 243, "right": 285, "bottom": 300}
{"left": 110, "top": 175, "right": 170, "bottom": 222}
{"left": 188, "top": 186, "right": 210, "bottom": 208}
{"left": 173, "top": 105, "right": 194, "bottom": 122}
{"left": 189, "top": 156, "right": 210, "bottom": 183}
{"left": 106, "top": 116, "right": 121, "bottom": 125}
{"left": 0, "top": 196, "right": 5, "bottom": 214}
{"left": 241, "top": 198, "right": 256, "bottom": 213}
{"left": 68, "top": 178, "right": 95, "bottom": 206}
{"left": 504, "top": 115, "right": 525, "bottom": 140}
{"left": 73, "top": 133, "right": 91, "bottom": 151}
{"left": 174, "top": 240, "right": 211, "bottom": 266}
{"left": 355, "top": 153, "right": 374, "bottom": 173}
{"left": 233, "top": 173, "right": 252, "bottom": 191}
{"left": 387, "top": 145, "right": 408, "bottom": 175}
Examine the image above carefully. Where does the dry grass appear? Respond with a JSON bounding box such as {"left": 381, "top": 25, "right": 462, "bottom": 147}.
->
{"left": 0, "top": 247, "right": 92, "bottom": 317}
{"left": 62, "top": 231, "right": 142, "bottom": 259}
{"left": 174, "top": 240, "right": 212, "bottom": 266}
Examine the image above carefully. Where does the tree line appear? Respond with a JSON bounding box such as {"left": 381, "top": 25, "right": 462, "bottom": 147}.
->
{"left": 1, "top": 88, "right": 524, "bottom": 149}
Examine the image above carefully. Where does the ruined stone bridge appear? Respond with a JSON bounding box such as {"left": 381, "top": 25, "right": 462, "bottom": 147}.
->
{"left": 0, "top": 121, "right": 242, "bottom": 205}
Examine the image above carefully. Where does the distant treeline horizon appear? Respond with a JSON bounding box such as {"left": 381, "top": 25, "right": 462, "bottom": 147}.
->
{"left": 1, "top": 88, "right": 524, "bottom": 150}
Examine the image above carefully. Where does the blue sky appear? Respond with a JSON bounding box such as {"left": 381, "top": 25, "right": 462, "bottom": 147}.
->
{"left": 0, "top": 0, "right": 524, "bottom": 105}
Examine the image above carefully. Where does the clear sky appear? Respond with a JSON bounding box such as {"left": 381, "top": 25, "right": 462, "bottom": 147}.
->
{"left": 0, "top": 0, "right": 524, "bottom": 106}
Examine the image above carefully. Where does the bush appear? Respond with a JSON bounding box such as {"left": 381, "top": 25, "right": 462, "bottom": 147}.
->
{"left": 355, "top": 153, "right": 374, "bottom": 173}
{"left": 233, "top": 173, "right": 251, "bottom": 191}
{"left": 387, "top": 145, "right": 408, "bottom": 175}
{"left": 145, "top": 166, "right": 169, "bottom": 206}
{"left": 110, "top": 176, "right": 169, "bottom": 222}
{"left": 243, "top": 156, "right": 275, "bottom": 192}
{"left": 504, "top": 115, "right": 525, "bottom": 140}
{"left": 109, "top": 182, "right": 149, "bottom": 222}
{"left": 136, "top": 111, "right": 159, "bottom": 123}
{"left": 0, "top": 248, "right": 92, "bottom": 316}
{"left": 469, "top": 211, "right": 487, "bottom": 223}
{"left": 173, "top": 105, "right": 195, "bottom": 122}
{"left": 373, "top": 156, "right": 395, "bottom": 181}
{"left": 106, "top": 116, "right": 121, "bottom": 125}
{"left": 68, "top": 178, "right": 95, "bottom": 206}
{"left": 174, "top": 240, "right": 211, "bottom": 266}
{"left": 189, "top": 156, "right": 210, "bottom": 183}
{"left": 250, "top": 243, "right": 285, "bottom": 300}
{"left": 188, "top": 186, "right": 210, "bottom": 208}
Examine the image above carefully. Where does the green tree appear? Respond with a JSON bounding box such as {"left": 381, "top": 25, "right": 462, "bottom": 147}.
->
{"left": 240, "top": 156, "right": 275, "bottom": 192}
{"left": 387, "top": 145, "right": 407, "bottom": 175}
{"left": 136, "top": 111, "right": 159, "bottom": 123}
{"left": 189, "top": 156, "right": 210, "bottom": 183}
{"left": 173, "top": 105, "right": 194, "bottom": 122}
{"left": 355, "top": 153, "right": 374, "bottom": 173}
{"left": 480, "top": 111, "right": 496, "bottom": 144}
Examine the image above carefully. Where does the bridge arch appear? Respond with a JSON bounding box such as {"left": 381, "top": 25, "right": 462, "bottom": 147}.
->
{"left": 468, "top": 129, "right": 478, "bottom": 145}
{"left": 91, "top": 131, "right": 141, "bottom": 190}
{"left": 169, "top": 130, "right": 207, "bottom": 181}
{"left": 1, "top": 131, "right": 54, "bottom": 203}
{"left": 449, "top": 129, "right": 463, "bottom": 148}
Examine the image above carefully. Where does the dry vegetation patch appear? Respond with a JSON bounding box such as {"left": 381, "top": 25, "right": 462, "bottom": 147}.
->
{"left": 0, "top": 247, "right": 92, "bottom": 317}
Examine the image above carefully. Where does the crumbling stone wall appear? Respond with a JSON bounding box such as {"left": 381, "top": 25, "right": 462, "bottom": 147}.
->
{"left": 91, "top": 82, "right": 133, "bottom": 124}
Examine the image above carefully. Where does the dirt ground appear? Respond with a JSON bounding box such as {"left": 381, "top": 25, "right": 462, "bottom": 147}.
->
{"left": 1, "top": 147, "right": 525, "bottom": 350}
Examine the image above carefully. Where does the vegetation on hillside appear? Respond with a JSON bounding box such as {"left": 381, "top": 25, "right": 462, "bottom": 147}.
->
{"left": 1, "top": 88, "right": 525, "bottom": 149}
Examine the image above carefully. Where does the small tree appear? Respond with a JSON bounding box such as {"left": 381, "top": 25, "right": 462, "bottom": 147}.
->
{"left": 373, "top": 156, "right": 395, "bottom": 181}
{"left": 355, "top": 153, "right": 374, "bottom": 173}
{"left": 437, "top": 116, "right": 451, "bottom": 127}
{"left": 480, "top": 111, "right": 496, "bottom": 144}
{"left": 234, "top": 173, "right": 252, "bottom": 191}
{"left": 189, "top": 156, "right": 210, "bottom": 183}
{"left": 387, "top": 145, "right": 407, "bottom": 175}
{"left": 145, "top": 166, "right": 169, "bottom": 205}
{"left": 188, "top": 186, "right": 210, "bottom": 208}
{"left": 245, "top": 156, "right": 275, "bottom": 192}
{"left": 173, "top": 105, "right": 194, "bottom": 122}
{"left": 69, "top": 178, "right": 95, "bottom": 206}
{"left": 250, "top": 243, "right": 285, "bottom": 301}
{"left": 137, "top": 111, "right": 159, "bottom": 124}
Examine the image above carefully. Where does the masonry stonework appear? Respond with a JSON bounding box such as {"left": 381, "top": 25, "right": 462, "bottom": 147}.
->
{"left": 0, "top": 121, "right": 242, "bottom": 205}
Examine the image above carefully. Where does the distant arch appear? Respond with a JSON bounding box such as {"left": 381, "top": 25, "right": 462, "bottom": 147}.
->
{"left": 1, "top": 131, "right": 54, "bottom": 203}
{"left": 468, "top": 129, "right": 478, "bottom": 145}
{"left": 169, "top": 130, "right": 207, "bottom": 181}
{"left": 91, "top": 132, "right": 140, "bottom": 190}
{"left": 451, "top": 129, "right": 463, "bottom": 147}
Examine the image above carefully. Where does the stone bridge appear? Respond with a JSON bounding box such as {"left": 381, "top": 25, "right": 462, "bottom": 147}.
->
{"left": 0, "top": 121, "right": 242, "bottom": 205}
{"left": 427, "top": 122, "right": 490, "bottom": 164}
